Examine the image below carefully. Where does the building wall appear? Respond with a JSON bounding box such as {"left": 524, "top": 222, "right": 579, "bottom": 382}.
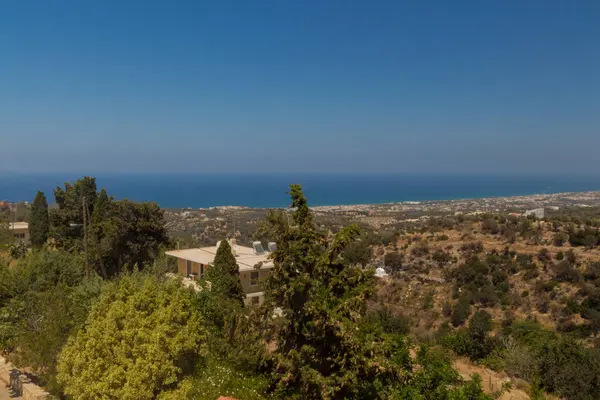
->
{"left": 175, "top": 257, "right": 272, "bottom": 295}
{"left": 240, "top": 268, "right": 271, "bottom": 294}
{"left": 177, "top": 259, "right": 208, "bottom": 279}
{"left": 12, "top": 228, "right": 29, "bottom": 245}
{"left": 244, "top": 293, "right": 265, "bottom": 307}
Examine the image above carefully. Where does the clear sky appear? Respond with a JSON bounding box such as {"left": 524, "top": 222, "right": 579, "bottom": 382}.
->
{"left": 1, "top": 1, "right": 598, "bottom": 174}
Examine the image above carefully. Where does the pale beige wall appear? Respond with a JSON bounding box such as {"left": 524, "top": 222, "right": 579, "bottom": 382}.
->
{"left": 244, "top": 294, "right": 264, "bottom": 307}
{"left": 12, "top": 228, "right": 29, "bottom": 244}
{"left": 240, "top": 268, "right": 271, "bottom": 294}
{"left": 177, "top": 259, "right": 186, "bottom": 275}
{"left": 177, "top": 259, "right": 208, "bottom": 278}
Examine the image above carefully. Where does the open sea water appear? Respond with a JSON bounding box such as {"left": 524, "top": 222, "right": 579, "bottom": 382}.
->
{"left": 1, "top": 173, "right": 600, "bottom": 209}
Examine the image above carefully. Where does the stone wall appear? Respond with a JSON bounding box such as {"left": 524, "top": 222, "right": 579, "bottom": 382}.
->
{"left": 0, "top": 356, "right": 51, "bottom": 399}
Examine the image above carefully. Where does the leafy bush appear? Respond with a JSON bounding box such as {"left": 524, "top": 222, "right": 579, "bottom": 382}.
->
{"left": 451, "top": 295, "right": 471, "bottom": 327}
{"left": 553, "top": 260, "right": 582, "bottom": 283}
{"left": 57, "top": 274, "right": 206, "bottom": 399}
{"left": 366, "top": 307, "right": 411, "bottom": 335}
{"left": 411, "top": 242, "right": 430, "bottom": 257}
{"left": 537, "top": 248, "right": 551, "bottom": 263}
{"left": 566, "top": 249, "right": 577, "bottom": 263}
{"left": 384, "top": 251, "right": 403, "bottom": 273}
{"left": 444, "top": 310, "right": 494, "bottom": 361}
{"left": 552, "top": 232, "right": 568, "bottom": 247}
{"left": 482, "top": 218, "right": 500, "bottom": 234}
{"left": 0, "top": 250, "right": 97, "bottom": 394}
{"left": 179, "top": 357, "right": 270, "bottom": 400}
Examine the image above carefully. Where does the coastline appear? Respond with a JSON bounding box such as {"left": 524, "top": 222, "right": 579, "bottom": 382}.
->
{"left": 3, "top": 173, "right": 600, "bottom": 209}
{"left": 185, "top": 190, "right": 600, "bottom": 212}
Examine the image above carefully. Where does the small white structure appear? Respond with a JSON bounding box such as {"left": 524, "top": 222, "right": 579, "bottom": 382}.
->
{"left": 9, "top": 222, "right": 29, "bottom": 244}
{"left": 374, "top": 267, "right": 388, "bottom": 278}
{"left": 524, "top": 208, "right": 545, "bottom": 219}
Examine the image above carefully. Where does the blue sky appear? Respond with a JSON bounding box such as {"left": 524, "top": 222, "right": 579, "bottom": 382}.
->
{"left": 1, "top": 1, "right": 599, "bottom": 174}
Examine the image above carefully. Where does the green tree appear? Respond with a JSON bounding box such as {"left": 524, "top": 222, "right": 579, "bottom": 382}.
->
{"left": 467, "top": 310, "right": 493, "bottom": 360}
{"left": 343, "top": 239, "right": 373, "bottom": 266}
{"left": 451, "top": 295, "right": 471, "bottom": 327}
{"left": 583, "top": 234, "right": 597, "bottom": 249}
{"left": 390, "top": 346, "right": 493, "bottom": 399}
{"left": 92, "top": 199, "right": 169, "bottom": 277}
{"left": 259, "top": 185, "right": 397, "bottom": 398}
{"left": 51, "top": 176, "right": 98, "bottom": 250}
{"left": 0, "top": 251, "right": 97, "bottom": 393}
{"left": 51, "top": 178, "right": 169, "bottom": 278}
{"left": 8, "top": 241, "right": 28, "bottom": 259}
{"left": 206, "top": 239, "right": 244, "bottom": 305}
{"left": 384, "top": 251, "right": 403, "bottom": 273}
{"left": 0, "top": 211, "right": 13, "bottom": 248}
{"left": 57, "top": 274, "right": 206, "bottom": 400}
{"left": 29, "top": 190, "right": 50, "bottom": 248}
{"left": 552, "top": 232, "right": 568, "bottom": 247}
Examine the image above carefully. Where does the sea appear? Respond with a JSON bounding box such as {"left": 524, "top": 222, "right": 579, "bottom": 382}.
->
{"left": 1, "top": 173, "right": 600, "bottom": 209}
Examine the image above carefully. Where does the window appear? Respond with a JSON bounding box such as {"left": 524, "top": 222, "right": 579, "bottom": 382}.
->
{"left": 251, "top": 296, "right": 260, "bottom": 305}
{"left": 250, "top": 271, "right": 259, "bottom": 286}
{"left": 186, "top": 260, "right": 192, "bottom": 276}
{"left": 14, "top": 233, "right": 25, "bottom": 239}
{"left": 200, "top": 264, "right": 205, "bottom": 278}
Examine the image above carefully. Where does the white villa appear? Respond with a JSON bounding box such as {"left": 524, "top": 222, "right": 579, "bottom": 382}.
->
{"left": 165, "top": 240, "right": 274, "bottom": 306}
{"left": 9, "top": 222, "right": 29, "bottom": 244}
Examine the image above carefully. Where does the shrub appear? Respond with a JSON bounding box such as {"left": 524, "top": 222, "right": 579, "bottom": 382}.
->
{"left": 552, "top": 232, "right": 568, "bottom": 247}
{"left": 460, "top": 241, "right": 484, "bottom": 255}
{"left": 467, "top": 310, "right": 494, "bottom": 360}
{"left": 411, "top": 242, "right": 430, "bottom": 257}
{"left": 366, "top": 308, "right": 411, "bottom": 335}
{"left": 537, "top": 248, "right": 551, "bottom": 263}
{"left": 566, "top": 249, "right": 577, "bottom": 263}
{"left": 57, "top": 275, "right": 206, "bottom": 399}
{"left": 442, "top": 301, "right": 452, "bottom": 317}
{"left": 451, "top": 295, "right": 471, "bottom": 327}
{"left": 384, "top": 251, "right": 403, "bottom": 273}
{"left": 423, "top": 289, "right": 435, "bottom": 310}
{"left": 482, "top": 218, "right": 500, "bottom": 234}
{"left": 432, "top": 250, "right": 452, "bottom": 264}
{"left": 553, "top": 260, "right": 582, "bottom": 283}
{"left": 584, "top": 262, "right": 600, "bottom": 281}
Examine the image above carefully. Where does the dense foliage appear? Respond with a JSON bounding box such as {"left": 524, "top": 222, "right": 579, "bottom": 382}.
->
{"left": 205, "top": 239, "right": 244, "bottom": 305}
{"left": 0, "top": 251, "right": 101, "bottom": 393}
{"left": 29, "top": 190, "right": 50, "bottom": 248}
{"left": 257, "top": 185, "right": 491, "bottom": 399}
{"left": 57, "top": 274, "right": 206, "bottom": 400}
{"left": 51, "top": 177, "right": 169, "bottom": 278}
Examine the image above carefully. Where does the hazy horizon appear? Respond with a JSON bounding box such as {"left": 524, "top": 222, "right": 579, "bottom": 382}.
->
{"left": 1, "top": 1, "right": 599, "bottom": 174}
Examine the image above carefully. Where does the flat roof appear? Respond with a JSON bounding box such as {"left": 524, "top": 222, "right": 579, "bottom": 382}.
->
{"left": 9, "top": 222, "right": 28, "bottom": 230}
{"left": 165, "top": 244, "right": 274, "bottom": 272}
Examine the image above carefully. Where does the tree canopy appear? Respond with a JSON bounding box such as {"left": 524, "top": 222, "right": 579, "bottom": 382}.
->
{"left": 57, "top": 274, "right": 206, "bottom": 400}
{"left": 51, "top": 177, "right": 169, "bottom": 278}
{"left": 205, "top": 239, "right": 244, "bottom": 305}
{"left": 29, "top": 190, "right": 50, "bottom": 248}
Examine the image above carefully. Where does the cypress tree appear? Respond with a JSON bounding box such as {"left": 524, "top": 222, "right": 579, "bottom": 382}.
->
{"left": 206, "top": 239, "right": 244, "bottom": 305}
{"left": 261, "top": 185, "right": 395, "bottom": 399}
{"left": 30, "top": 190, "right": 50, "bottom": 248}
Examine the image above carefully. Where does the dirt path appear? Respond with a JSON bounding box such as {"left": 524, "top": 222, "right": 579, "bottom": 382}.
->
{"left": 453, "top": 358, "right": 530, "bottom": 400}
{"left": 0, "top": 384, "right": 20, "bottom": 400}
